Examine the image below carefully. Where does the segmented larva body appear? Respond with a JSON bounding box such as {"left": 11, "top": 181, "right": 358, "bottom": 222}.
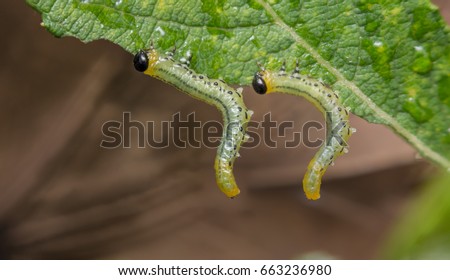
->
{"left": 134, "top": 48, "right": 252, "bottom": 198}
{"left": 252, "top": 64, "right": 355, "bottom": 200}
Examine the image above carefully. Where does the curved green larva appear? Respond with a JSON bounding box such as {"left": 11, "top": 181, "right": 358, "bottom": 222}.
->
{"left": 134, "top": 48, "right": 251, "bottom": 198}
{"left": 252, "top": 64, "right": 355, "bottom": 200}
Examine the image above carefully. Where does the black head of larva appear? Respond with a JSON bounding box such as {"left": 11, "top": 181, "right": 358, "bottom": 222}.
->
{"left": 252, "top": 73, "right": 267, "bottom": 95}
{"left": 133, "top": 50, "right": 149, "bottom": 72}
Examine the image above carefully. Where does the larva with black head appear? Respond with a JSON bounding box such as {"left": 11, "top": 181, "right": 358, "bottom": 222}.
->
{"left": 134, "top": 47, "right": 252, "bottom": 198}
{"left": 252, "top": 62, "right": 355, "bottom": 200}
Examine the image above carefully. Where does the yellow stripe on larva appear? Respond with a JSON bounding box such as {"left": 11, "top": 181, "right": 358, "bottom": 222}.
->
{"left": 253, "top": 67, "right": 354, "bottom": 200}
{"left": 134, "top": 48, "right": 252, "bottom": 198}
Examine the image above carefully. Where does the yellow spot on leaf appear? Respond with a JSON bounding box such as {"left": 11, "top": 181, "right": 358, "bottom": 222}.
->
{"left": 391, "top": 7, "right": 402, "bottom": 16}
{"left": 407, "top": 88, "right": 417, "bottom": 98}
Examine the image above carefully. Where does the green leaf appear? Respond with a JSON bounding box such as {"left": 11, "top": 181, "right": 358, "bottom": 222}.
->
{"left": 27, "top": 0, "right": 450, "bottom": 169}
{"left": 382, "top": 173, "right": 450, "bottom": 259}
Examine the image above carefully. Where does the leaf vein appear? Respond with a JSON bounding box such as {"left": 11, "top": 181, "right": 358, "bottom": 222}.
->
{"left": 256, "top": 0, "right": 450, "bottom": 168}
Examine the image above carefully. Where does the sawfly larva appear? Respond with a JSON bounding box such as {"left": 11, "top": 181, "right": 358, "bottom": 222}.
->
{"left": 252, "top": 62, "right": 355, "bottom": 200}
{"left": 134, "top": 47, "right": 252, "bottom": 198}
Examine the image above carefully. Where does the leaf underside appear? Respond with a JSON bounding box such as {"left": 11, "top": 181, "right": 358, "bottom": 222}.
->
{"left": 27, "top": 0, "right": 450, "bottom": 169}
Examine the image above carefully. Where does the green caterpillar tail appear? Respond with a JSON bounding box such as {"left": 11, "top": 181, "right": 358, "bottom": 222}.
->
{"left": 252, "top": 63, "right": 355, "bottom": 200}
{"left": 134, "top": 48, "right": 252, "bottom": 198}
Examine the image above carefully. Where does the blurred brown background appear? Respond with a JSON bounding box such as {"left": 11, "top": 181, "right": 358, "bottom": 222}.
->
{"left": 0, "top": 1, "right": 447, "bottom": 259}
